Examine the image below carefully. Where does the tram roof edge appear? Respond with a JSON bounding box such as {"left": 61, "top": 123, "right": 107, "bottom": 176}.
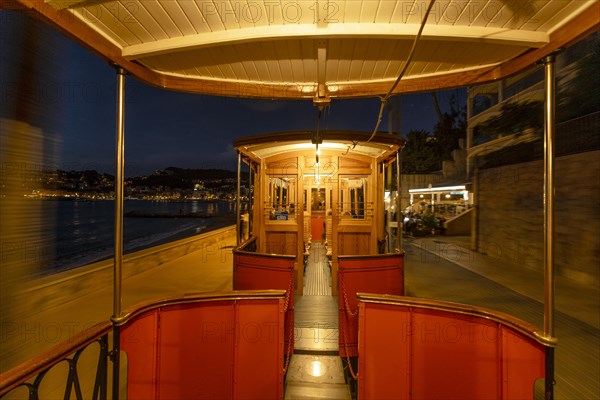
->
{"left": 233, "top": 130, "right": 405, "bottom": 149}
{"left": 6, "top": 0, "right": 599, "bottom": 99}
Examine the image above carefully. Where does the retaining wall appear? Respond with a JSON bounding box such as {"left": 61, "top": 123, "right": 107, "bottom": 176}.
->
{"left": 477, "top": 150, "right": 600, "bottom": 286}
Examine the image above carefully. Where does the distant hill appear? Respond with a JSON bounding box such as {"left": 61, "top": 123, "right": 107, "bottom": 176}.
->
{"left": 127, "top": 167, "right": 239, "bottom": 189}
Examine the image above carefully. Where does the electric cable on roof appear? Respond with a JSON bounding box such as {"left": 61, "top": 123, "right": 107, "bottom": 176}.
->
{"left": 366, "top": 0, "right": 437, "bottom": 143}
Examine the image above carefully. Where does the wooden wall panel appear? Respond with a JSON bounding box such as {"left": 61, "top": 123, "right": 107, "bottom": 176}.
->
{"left": 265, "top": 231, "right": 298, "bottom": 256}
{"left": 338, "top": 232, "right": 370, "bottom": 255}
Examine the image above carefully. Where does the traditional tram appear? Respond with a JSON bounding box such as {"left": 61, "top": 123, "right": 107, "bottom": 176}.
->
{"left": 1, "top": 0, "right": 598, "bottom": 399}
{"left": 232, "top": 130, "right": 406, "bottom": 389}
{"left": 232, "top": 130, "right": 405, "bottom": 294}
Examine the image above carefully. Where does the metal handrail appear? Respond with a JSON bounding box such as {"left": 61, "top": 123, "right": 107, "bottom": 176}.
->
{"left": 235, "top": 235, "right": 258, "bottom": 253}
{"left": 233, "top": 236, "right": 297, "bottom": 260}
{"left": 357, "top": 293, "right": 558, "bottom": 347}
{"left": 338, "top": 251, "right": 404, "bottom": 260}
{"left": 263, "top": 202, "right": 298, "bottom": 221}
{"left": 337, "top": 201, "right": 374, "bottom": 220}
{"left": 112, "top": 290, "right": 287, "bottom": 327}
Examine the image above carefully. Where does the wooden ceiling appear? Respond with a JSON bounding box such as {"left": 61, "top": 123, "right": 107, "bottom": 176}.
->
{"left": 6, "top": 0, "right": 599, "bottom": 100}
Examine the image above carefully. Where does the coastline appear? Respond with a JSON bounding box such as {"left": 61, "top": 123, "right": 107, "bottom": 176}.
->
{"left": 14, "top": 199, "right": 237, "bottom": 276}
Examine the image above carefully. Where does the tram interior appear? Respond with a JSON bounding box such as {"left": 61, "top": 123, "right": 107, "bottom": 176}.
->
{"left": 2, "top": 0, "right": 594, "bottom": 397}
{"left": 229, "top": 132, "right": 551, "bottom": 399}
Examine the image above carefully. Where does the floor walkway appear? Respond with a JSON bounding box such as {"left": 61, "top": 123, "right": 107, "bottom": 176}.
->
{"left": 302, "top": 243, "right": 331, "bottom": 296}
{"left": 284, "top": 243, "right": 351, "bottom": 400}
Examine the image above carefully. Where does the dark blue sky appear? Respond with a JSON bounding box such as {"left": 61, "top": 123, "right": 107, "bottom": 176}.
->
{"left": 2, "top": 10, "right": 464, "bottom": 176}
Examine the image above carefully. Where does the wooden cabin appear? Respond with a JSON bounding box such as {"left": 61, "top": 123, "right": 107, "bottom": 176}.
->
{"left": 233, "top": 130, "right": 404, "bottom": 296}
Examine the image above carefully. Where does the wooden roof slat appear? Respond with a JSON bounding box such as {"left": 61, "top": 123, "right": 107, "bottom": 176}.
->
{"left": 160, "top": 0, "right": 197, "bottom": 36}
{"left": 137, "top": 0, "right": 177, "bottom": 40}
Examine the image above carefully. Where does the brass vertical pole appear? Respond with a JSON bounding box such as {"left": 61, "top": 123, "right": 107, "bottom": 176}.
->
{"left": 543, "top": 54, "right": 556, "bottom": 338}
{"left": 248, "top": 167, "right": 253, "bottom": 238}
{"left": 396, "top": 152, "right": 402, "bottom": 251}
{"left": 386, "top": 163, "right": 391, "bottom": 253}
{"left": 111, "top": 66, "right": 126, "bottom": 400}
{"left": 466, "top": 88, "right": 474, "bottom": 179}
{"left": 236, "top": 151, "right": 242, "bottom": 246}
{"left": 470, "top": 164, "right": 479, "bottom": 252}
{"left": 543, "top": 53, "right": 557, "bottom": 400}
{"left": 113, "top": 67, "right": 126, "bottom": 319}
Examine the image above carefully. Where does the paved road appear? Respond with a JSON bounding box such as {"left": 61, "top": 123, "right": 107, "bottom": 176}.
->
{"left": 404, "top": 239, "right": 599, "bottom": 400}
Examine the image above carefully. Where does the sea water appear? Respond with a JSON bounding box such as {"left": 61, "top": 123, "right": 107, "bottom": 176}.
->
{"left": 32, "top": 199, "right": 235, "bottom": 275}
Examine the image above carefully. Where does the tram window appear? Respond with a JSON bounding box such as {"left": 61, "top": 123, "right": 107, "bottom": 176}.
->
{"left": 339, "top": 176, "right": 369, "bottom": 219}
{"left": 311, "top": 188, "right": 326, "bottom": 212}
{"left": 267, "top": 177, "right": 296, "bottom": 220}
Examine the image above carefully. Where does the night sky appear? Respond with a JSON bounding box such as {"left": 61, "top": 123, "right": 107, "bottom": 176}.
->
{"left": 1, "top": 11, "right": 464, "bottom": 176}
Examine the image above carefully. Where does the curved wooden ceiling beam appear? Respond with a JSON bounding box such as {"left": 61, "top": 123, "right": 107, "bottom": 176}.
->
{"left": 122, "top": 23, "right": 549, "bottom": 61}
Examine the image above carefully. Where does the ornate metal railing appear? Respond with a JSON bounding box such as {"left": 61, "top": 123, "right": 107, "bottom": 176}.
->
{"left": 263, "top": 202, "right": 298, "bottom": 221}
{"left": 337, "top": 201, "right": 374, "bottom": 221}
{"left": 0, "top": 322, "right": 112, "bottom": 400}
